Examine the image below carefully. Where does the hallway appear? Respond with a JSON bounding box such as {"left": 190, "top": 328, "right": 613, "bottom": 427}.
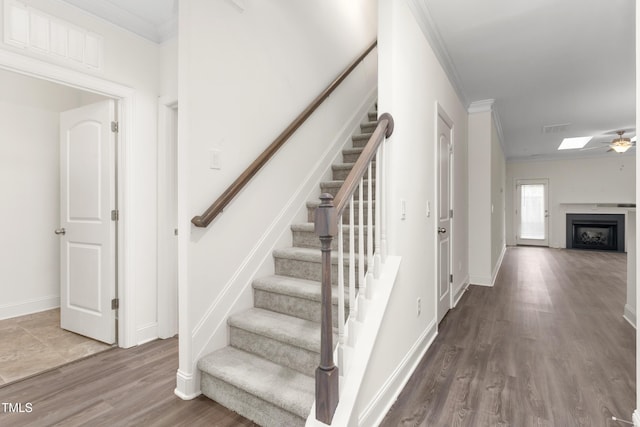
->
{"left": 382, "top": 247, "right": 635, "bottom": 426}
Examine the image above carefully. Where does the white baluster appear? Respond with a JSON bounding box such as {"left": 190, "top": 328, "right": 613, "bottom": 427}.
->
{"left": 381, "top": 137, "right": 388, "bottom": 263}
{"left": 374, "top": 148, "right": 382, "bottom": 279}
{"left": 366, "top": 162, "right": 374, "bottom": 299}
{"left": 357, "top": 178, "right": 367, "bottom": 322}
{"left": 337, "top": 217, "right": 344, "bottom": 376}
{"left": 348, "top": 195, "right": 357, "bottom": 347}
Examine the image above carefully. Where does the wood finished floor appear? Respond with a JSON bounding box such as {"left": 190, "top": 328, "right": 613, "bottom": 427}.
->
{"left": 0, "top": 337, "right": 257, "bottom": 427}
{"left": 382, "top": 247, "right": 636, "bottom": 427}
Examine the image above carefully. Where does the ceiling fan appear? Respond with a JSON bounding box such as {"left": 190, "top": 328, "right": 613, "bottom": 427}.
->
{"left": 607, "top": 130, "right": 635, "bottom": 153}
{"left": 578, "top": 129, "right": 636, "bottom": 153}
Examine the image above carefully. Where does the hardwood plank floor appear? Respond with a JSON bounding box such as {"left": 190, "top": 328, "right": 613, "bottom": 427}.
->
{"left": 381, "top": 247, "right": 635, "bottom": 427}
{"left": 0, "top": 337, "right": 257, "bottom": 427}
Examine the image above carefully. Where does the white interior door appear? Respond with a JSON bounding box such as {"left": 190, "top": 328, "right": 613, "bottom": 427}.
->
{"left": 437, "top": 113, "right": 453, "bottom": 324}
{"left": 516, "top": 179, "right": 549, "bottom": 247}
{"left": 59, "top": 100, "right": 116, "bottom": 344}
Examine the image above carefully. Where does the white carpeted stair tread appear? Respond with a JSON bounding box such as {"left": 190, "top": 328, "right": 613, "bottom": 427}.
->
{"left": 273, "top": 247, "right": 362, "bottom": 265}
{"left": 198, "top": 347, "right": 314, "bottom": 419}
{"left": 352, "top": 132, "right": 373, "bottom": 141}
{"left": 253, "top": 275, "right": 346, "bottom": 305}
{"left": 229, "top": 308, "right": 321, "bottom": 352}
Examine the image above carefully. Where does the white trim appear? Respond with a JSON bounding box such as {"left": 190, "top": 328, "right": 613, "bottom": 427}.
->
{"left": 404, "top": 0, "right": 467, "bottom": 106}
{"left": 136, "top": 322, "right": 159, "bottom": 345}
{"left": 470, "top": 275, "right": 494, "bottom": 287}
{"left": 452, "top": 274, "right": 469, "bottom": 307}
{"left": 357, "top": 318, "right": 438, "bottom": 427}
{"left": 175, "top": 369, "right": 201, "bottom": 400}
{"left": 0, "top": 296, "right": 60, "bottom": 321}
{"left": 468, "top": 99, "right": 495, "bottom": 114}
{"left": 0, "top": 45, "right": 136, "bottom": 348}
{"left": 491, "top": 244, "right": 506, "bottom": 286}
{"left": 625, "top": 304, "right": 637, "bottom": 329}
{"left": 157, "top": 97, "right": 179, "bottom": 339}
{"left": 633, "top": 409, "right": 640, "bottom": 427}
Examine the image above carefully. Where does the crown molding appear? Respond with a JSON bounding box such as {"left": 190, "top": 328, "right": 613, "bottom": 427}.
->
{"left": 405, "top": 0, "right": 468, "bottom": 106}
{"left": 467, "top": 99, "right": 495, "bottom": 114}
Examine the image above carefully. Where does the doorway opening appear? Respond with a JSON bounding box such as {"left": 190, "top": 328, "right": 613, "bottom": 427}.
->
{"left": 516, "top": 179, "right": 549, "bottom": 247}
{"left": 0, "top": 69, "right": 117, "bottom": 385}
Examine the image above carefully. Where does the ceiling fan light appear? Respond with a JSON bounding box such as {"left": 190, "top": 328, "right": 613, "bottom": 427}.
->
{"left": 612, "top": 144, "right": 630, "bottom": 153}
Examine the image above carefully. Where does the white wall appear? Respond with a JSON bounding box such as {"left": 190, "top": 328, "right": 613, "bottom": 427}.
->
{"left": 0, "top": 70, "right": 107, "bottom": 319}
{"left": 468, "top": 110, "right": 492, "bottom": 284}
{"left": 506, "top": 156, "right": 636, "bottom": 248}
{"left": 355, "top": 0, "right": 469, "bottom": 423}
{"left": 0, "top": 0, "right": 166, "bottom": 346}
{"left": 177, "top": 0, "right": 378, "bottom": 397}
{"left": 490, "top": 119, "right": 506, "bottom": 276}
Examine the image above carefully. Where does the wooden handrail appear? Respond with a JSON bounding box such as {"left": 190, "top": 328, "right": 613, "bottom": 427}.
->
{"left": 333, "top": 113, "right": 394, "bottom": 216}
{"left": 191, "top": 39, "right": 378, "bottom": 227}
{"left": 314, "top": 112, "right": 394, "bottom": 424}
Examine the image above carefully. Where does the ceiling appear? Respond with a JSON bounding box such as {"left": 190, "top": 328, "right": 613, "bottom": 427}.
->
{"left": 419, "top": 0, "right": 636, "bottom": 160}
{"left": 59, "top": 0, "right": 177, "bottom": 43}
{"left": 59, "top": 0, "right": 634, "bottom": 160}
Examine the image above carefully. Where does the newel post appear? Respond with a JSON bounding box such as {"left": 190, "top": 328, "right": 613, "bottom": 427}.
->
{"left": 314, "top": 193, "right": 339, "bottom": 424}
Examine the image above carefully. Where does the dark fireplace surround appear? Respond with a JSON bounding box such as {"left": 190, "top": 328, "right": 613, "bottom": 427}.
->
{"left": 566, "top": 213, "right": 625, "bottom": 252}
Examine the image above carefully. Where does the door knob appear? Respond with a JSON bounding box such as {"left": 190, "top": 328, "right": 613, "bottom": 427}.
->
{"left": 438, "top": 227, "right": 447, "bottom": 234}
{"left": 54, "top": 228, "right": 66, "bottom": 235}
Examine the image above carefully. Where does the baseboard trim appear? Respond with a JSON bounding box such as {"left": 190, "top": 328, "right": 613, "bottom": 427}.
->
{"left": 0, "top": 296, "right": 59, "bottom": 320}
{"left": 452, "top": 275, "right": 469, "bottom": 307}
{"left": 633, "top": 409, "right": 640, "bottom": 427}
{"left": 624, "top": 304, "right": 637, "bottom": 329}
{"left": 491, "top": 245, "right": 506, "bottom": 286}
{"left": 136, "top": 322, "right": 159, "bottom": 345}
{"left": 469, "top": 275, "right": 493, "bottom": 287}
{"left": 175, "top": 369, "right": 201, "bottom": 400}
{"left": 358, "top": 319, "right": 438, "bottom": 427}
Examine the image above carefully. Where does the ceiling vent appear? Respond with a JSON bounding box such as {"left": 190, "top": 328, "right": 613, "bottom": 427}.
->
{"left": 542, "top": 123, "right": 571, "bottom": 134}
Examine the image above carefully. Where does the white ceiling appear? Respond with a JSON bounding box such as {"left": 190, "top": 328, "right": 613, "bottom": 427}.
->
{"left": 59, "top": 1, "right": 634, "bottom": 160}
{"left": 420, "top": 0, "right": 635, "bottom": 160}
{"left": 59, "top": 0, "right": 177, "bottom": 43}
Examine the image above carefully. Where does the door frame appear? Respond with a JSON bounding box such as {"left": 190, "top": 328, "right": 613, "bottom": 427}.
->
{"left": 515, "top": 178, "right": 550, "bottom": 247}
{"left": 157, "top": 97, "right": 178, "bottom": 339}
{"left": 0, "top": 49, "right": 136, "bottom": 348}
{"left": 435, "top": 103, "right": 454, "bottom": 321}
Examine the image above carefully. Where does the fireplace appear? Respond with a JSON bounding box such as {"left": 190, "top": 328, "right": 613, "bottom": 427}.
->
{"left": 566, "top": 213, "right": 625, "bottom": 252}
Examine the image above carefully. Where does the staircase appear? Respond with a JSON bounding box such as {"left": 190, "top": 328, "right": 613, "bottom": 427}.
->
{"left": 198, "top": 106, "right": 378, "bottom": 426}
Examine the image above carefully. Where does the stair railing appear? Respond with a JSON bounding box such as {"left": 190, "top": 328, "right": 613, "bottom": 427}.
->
{"left": 191, "top": 40, "right": 378, "bottom": 228}
{"left": 314, "top": 112, "right": 394, "bottom": 424}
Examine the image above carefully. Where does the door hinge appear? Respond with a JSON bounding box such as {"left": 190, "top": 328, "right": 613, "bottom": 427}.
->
{"left": 450, "top": 274, "right": 453, "bottom": 283}
{"left": 111, "top": 298, "right": 119, "bottom": 310}
{"left": 111, "top": 121, "right": 119, "bottom": 133}
{"left": 111, "top": 209, "right": 119, "bottom": 221}
{"left": 450, "top": 209, "right": 453, "bottom": 219}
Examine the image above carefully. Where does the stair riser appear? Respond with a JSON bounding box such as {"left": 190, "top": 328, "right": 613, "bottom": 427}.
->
{"left": 368, "top": 112, "right": 377, "bottom": 121}
{"left": 353, "top": 136, "right": 382, "bottom": 149}
{"left": 332, "top": 164, "right": 376, "bottom": 181}
{"left": 274, "top": 257, "right": 360, "bottom": 286}
{"left": 343, "top": 151, "right": 362, "bottom": 163}
{"left": 230, "top": 328, "right": 318, "bottom": 377}
{"left": 292, "top": 229, "right": 368, "bottom": 251}
{"left": 201, "top": 373, "right": 305, "bottom": 427}
{"left": 307, "top": 205, "right": 374, "bottom": 225}
{"left": 254, "top": 289, "right": 345, "bottom": 327}
{"left": 361, "top": 122, "right": 377, "bottom": 133}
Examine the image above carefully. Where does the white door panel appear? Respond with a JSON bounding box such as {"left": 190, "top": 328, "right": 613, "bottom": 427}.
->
{"left": 437, "top": 113, "right": 453, "bottom": 324}
{"left": 60, "top": 100, "right": 116, "bottom": 344}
